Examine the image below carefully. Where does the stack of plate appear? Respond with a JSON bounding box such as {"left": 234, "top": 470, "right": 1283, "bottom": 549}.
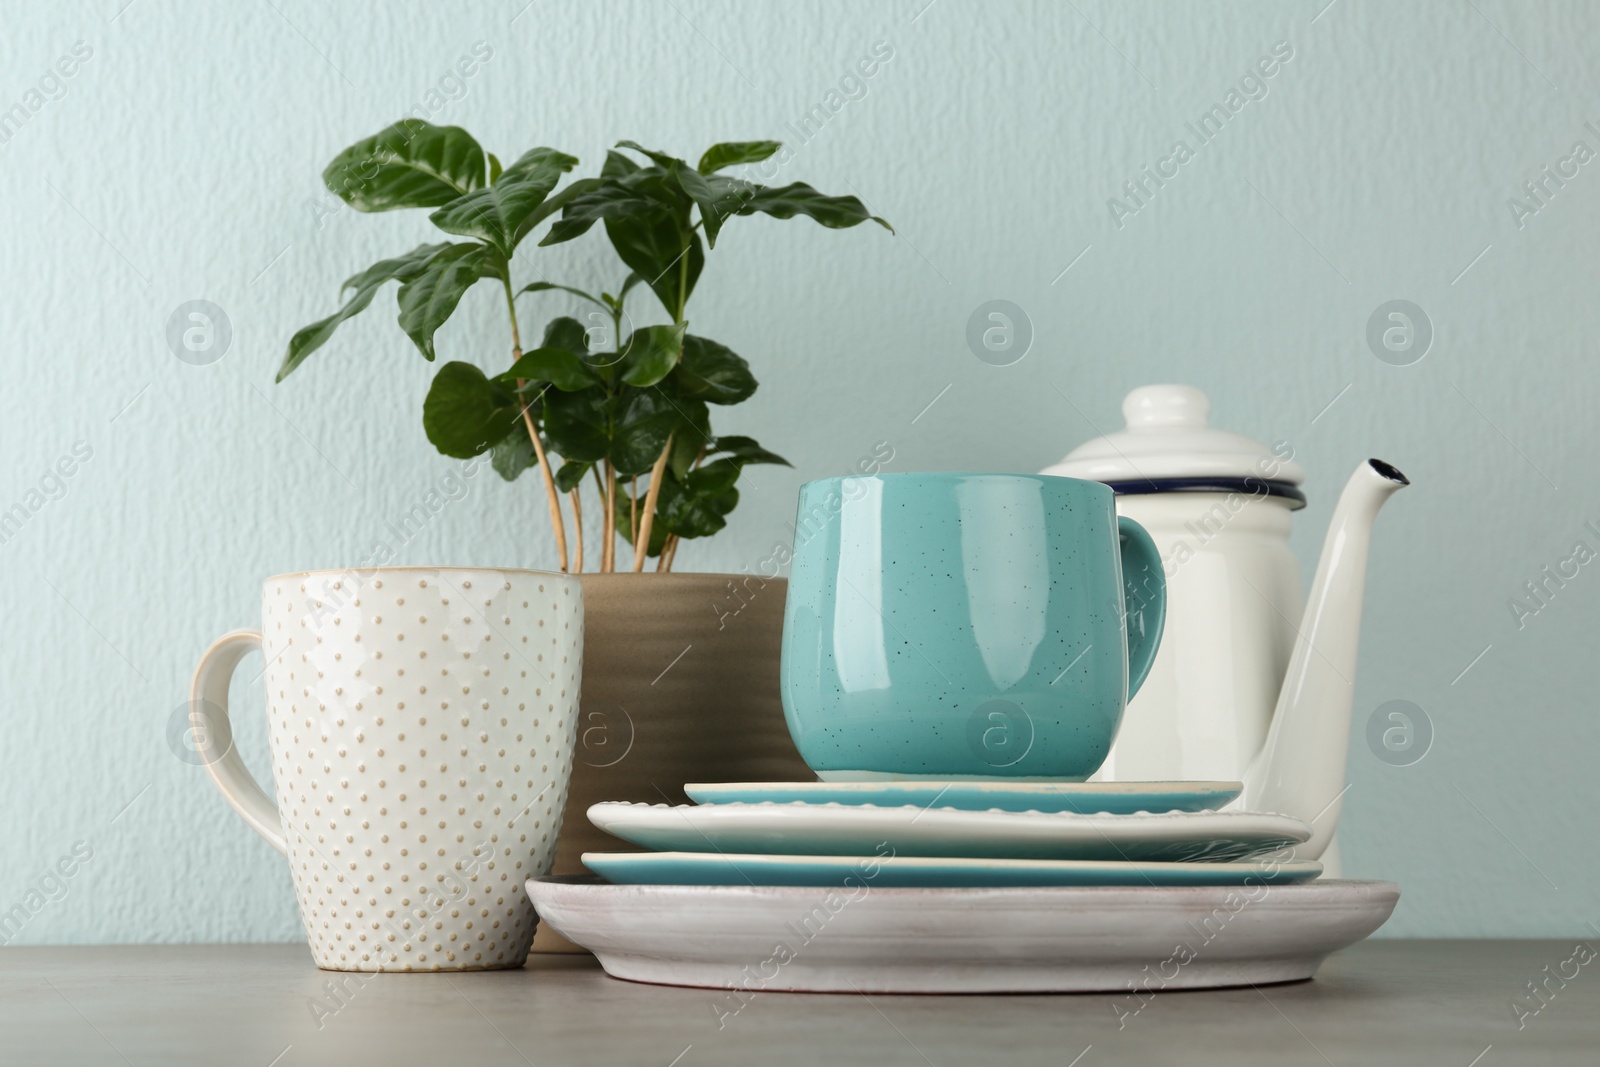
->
{"left": 582, "top": 779, "right": 1317, "bottom": 886}
{"left": 526, "top": 780, "right": 1401, "bottom": 992}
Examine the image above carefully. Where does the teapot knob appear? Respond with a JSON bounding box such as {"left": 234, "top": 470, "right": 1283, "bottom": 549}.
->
{"left": 1123, "top": 384, "right": 1210, "bottom": 430}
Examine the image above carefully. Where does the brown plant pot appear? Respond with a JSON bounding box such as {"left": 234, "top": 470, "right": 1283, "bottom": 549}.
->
{"left": 531, "top": 572, "right": 813, "bottom": 953}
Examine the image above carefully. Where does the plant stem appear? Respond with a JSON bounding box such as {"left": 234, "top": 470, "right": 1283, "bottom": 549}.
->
{"left": 675, "top": 233, "right": 690, "bottom": 324}
{"left": 633, "top": 434, "right": 673, "bottom": 573}
{"left": 519, "top": 401, "right": 568, "bottom": 573}
{"left": 590, "top": 467, "right": 610, "bottom": 575}
{"left": 503, "top": 274, "right": 524, "bottom": 350}
{"left": 635, "top": 240, "right": 692, "bottom": 573}
{"left": 505, "top": 275, "right": 568, "bottom": 572}
{"left": 630, "top": 475, "right": 639, "bottom": 547}
{"left": 602, "top": 459, "right": 617, "bottom": 573}
{"left": 569, "top": 488, "right": 584, "bottom": 574}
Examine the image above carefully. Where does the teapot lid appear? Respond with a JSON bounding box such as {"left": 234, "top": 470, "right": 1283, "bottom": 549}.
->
{"left": 1041, "top": 384, "right": 1306, "bottom": 505}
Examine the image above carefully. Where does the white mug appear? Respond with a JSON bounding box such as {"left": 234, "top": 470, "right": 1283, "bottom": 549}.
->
{"left": 190, "top": 566, "right": 583, "bottom": 971}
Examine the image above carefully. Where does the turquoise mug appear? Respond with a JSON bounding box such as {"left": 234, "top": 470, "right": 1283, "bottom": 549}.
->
{"left": 780, "top": 472, "right": 1165, "bottom": 780}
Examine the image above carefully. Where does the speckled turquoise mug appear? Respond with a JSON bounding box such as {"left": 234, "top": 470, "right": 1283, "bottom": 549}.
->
{"left": 780, "top": 473, "right": 1165, "bottom": 780}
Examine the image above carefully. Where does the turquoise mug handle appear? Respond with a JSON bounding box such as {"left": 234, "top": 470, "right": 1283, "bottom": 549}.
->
{"left": 1117, "top": 516, "right": 1166, "bottom": 700}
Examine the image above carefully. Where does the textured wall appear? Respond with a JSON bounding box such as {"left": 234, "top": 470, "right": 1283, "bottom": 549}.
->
{"left": 1, "top": 0, "right": 1595, "bottom": 943}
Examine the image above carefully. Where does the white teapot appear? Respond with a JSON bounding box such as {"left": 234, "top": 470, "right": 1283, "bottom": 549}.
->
{"left": 1042, "top": 385, "right": 1408, "bottom": 864}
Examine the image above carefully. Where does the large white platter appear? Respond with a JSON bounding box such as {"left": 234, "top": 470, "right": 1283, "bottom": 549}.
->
{"left": 588, "top": 801, "right": 1310, "bottom": 862}
{"left": 527, "top": 877, "right": 1401, "bottom": 993}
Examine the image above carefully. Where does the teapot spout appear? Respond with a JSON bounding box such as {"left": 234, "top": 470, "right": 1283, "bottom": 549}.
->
{"left": 1241, "top": 459, "right": 1409, "bottom": 858}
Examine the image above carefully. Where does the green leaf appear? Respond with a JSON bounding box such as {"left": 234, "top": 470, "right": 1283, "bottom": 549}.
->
{"left": 475, "top": 249, "right": 509, "bottom": 282}
{"left": 336, "top": 244, "right": 448, "bottom": 297}
{"left": 554, "top": 460, "right": 591, "bottom": 493}
{"left": 501, "top": 147, "right": 577, "bottom": 184}
{"left": 679, "top": 173, "right": 890, "bottom": 247}
{"left": 697, "top": 140, "right": 782, "bottom": 174}
{"left": 487, "top": 152, "right": 503, "bottom": 184}
{"left": 519, "top": 280, "right": 607, "bottom": 309}
{"left": 712, "top": 434, "right": 791, "bottom": 467}
{"left": 539, "top": 175, "right": 663, "bottom": 245}
{"left": 619, "top": 322, "right": 687, "bottom": 387}
{"left": 611, "top": 391, "right": 680, "bottom": 474}
{"left": 657, "top": 468, "right": 739, "bottom": 540}
{"left": 501, "top": 347, "right": 599, "bottom": 391}
{"left": 277, "top": 243, "right": 450, "bottom": 381}
{"left": 601, "top": 149, "right": 641, "bottom": 179}
{"left": 509, "top": 177, "right": 599, "bottom": 247}
{"left": 674, "top": 334, "right": 757, "bottom": 404}
{"left": 427, "top": 147, "right": 578, "bottom": 257}
{"left": 615, "top": 140, "right": 686, "bottom": 171}
{"left": 653, "top": 391, "right": 712, "bottom": 475}
{"left": 541, "top": 316, "right": 589, "bottom": 354}
{"left": 397, "top": 244, "right": 487, "bottom": 360}
{"left": 688, "top": 456, "right": 742, "bottom": 495}
{"left": 734, "top": 181, "right": 892, "bottom": 232}
{"left": 322, "top": 120, "right": 486, "bottom": 212}
{"left": 676, "top": 169, "right": 754, "bottom": 248}
{"left": 490, "top": 432, "right": 535, "bottom": 481}
{"left": 602, "top": 272, "right": 644, "bottom": 313}
{"left": 604, "top": 211, "right": 703, "bottom": 317}
{"left": 542, "top": 388, "right": 610, "bottom": 463}
{"left": 422, "top": 361, "right": 520, "bottom": 458}
{"left": 673, "top": 394, "right": 713, "bottom": 453}
{"left": 668, "top": 431, "right": 701, "bottom": 481}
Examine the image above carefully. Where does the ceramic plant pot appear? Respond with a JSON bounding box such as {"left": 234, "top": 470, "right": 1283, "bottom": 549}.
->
{"left": 532, "top": 573, "right": 812, "bottom": 953}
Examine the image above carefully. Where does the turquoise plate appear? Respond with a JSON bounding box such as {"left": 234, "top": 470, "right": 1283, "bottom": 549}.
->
{"left": 683, "top": 780, "right": 1242, "bottom": 815}
{"left": 582, "top": 851, "right": 1321, "bottom": 888}
{"left": 587, "top": 802, "right": 1309, "bottom": 863}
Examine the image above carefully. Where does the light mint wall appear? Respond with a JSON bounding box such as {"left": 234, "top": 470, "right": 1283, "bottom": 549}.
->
{"left": 1, "top": 0, "right": 1594, "bottom": 943}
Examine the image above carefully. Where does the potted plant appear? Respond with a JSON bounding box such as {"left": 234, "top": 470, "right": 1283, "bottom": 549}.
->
{"left": 277, "top": 120, "right": 890, "bottom": 947}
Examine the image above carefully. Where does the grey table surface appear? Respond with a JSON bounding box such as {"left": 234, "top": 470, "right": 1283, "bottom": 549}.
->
{"left": 0, "top": 941, "right": 1593, "bottom": 1066}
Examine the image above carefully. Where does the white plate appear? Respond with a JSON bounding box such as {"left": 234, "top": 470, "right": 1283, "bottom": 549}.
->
{"left": 527, "top": 877, "right": 1400, "bottom": 993}
{"left": 581, "top": 851, "right": 1322, "bottom": 888}
{"left": 589, "top": 801, "right": 1310, "bottom": 862}
{"left": 684, "top": 779, "right": 1240, "bottom": 814}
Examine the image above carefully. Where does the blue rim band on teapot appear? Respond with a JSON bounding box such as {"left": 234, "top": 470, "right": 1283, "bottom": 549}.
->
{"left": 1102, "top": 476, "right": 1308, "bottom": 509}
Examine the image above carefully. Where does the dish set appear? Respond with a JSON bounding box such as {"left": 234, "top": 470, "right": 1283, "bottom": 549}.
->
{"left": 192, "top": 384, "right": 1406, "bottom": 990}
{"left": 526, "top": 386, "right": 1407, "bottom": 990}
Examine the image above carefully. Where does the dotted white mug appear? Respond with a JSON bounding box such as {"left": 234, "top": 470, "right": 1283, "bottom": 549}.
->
{"left": 189, "top": 566, "right": 583, "bottom": 971}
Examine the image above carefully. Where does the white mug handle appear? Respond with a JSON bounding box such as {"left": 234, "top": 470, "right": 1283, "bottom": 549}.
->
{"left": 190, "top": 629, "right": 286, "bottom": 855}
